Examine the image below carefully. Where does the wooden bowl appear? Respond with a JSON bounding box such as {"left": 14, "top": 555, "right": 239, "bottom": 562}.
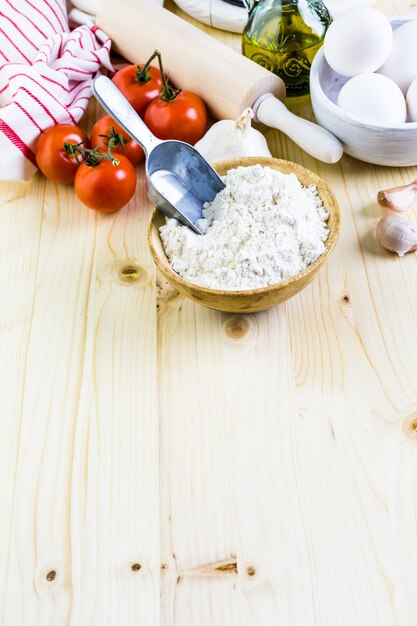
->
{"left": 147, "top": 157, "right": 340, "bottom": 313}
{"left": 310, "top": 18, "right": 417, "bottom": 167}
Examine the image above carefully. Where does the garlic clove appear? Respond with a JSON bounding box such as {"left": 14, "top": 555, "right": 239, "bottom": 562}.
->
{"left": 377, "top": 180, "right": 417, "bottom": 212}
{"left": 376, "top": 214, "right": 417, "bottom": 257}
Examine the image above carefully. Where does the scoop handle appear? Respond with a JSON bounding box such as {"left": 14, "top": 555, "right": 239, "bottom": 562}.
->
{"left": 254, "top": 94, "right": 344, "bottom": 164}
{"left": 92, "top": 75, "right": 161, "bottom": 156}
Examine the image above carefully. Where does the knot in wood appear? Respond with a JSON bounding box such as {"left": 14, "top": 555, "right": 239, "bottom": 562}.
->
{"left": 167, "top": 288, "right": 181, "bottom": 303}
{"left": 131, "top": 563, "right": 141, "bottom": 572}
{"left": 340, "top": 293, "right": 351, "bottom": 305}
{"left": 46, "top": 570, "right": 56, "bottom": 582}
{"left": 216, "top": 562, "right": 238, "bottom": 574}
{"left": 402, "top": 411, "right": 417, "bottom": 439}
{"left": 225, "top": 316, "right": 250, "bottom": 339}
{"left": 118, "top": 264, "right": 143, "bottom": 284}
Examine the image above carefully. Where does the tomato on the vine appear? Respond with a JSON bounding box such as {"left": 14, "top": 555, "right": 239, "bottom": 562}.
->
{"left": 90, "top": 115, "right": 144, "bottom": 166}
{"left": 74, "top": 154, "right": 136, "bottom": 213}
{"left": 144, "top": 90, "right": 208, "bottom": 145}
{"left": 112, "top": 50, "right": 163, "bottom": 118}
{"left": 35, "top": 124, "right": 89, "bottom": 184}
{"left": 143, "top": 53, "right": 207, "bottom": 145}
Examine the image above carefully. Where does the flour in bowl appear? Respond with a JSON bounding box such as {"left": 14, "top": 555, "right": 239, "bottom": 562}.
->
{"left": 159, "top": 164, "right": 330, "bottom": 291}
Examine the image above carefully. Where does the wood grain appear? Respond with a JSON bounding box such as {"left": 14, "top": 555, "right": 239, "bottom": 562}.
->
{"left": 1, "top": 1, "right": 417, "bottom": 625}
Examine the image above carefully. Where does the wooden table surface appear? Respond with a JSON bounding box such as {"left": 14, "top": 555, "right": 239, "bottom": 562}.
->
{"left": 1, "top": 0, "right": 417, "bottom": 624}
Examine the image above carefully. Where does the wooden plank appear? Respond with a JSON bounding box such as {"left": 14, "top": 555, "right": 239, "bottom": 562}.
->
{"left": 284, "top": 251, "right": 404, "bottom": 626}
{"left": 0, "top": 99, "right": 159, "bottom": 625}
{"left": 69, "top": 170, "right": 159, "bottom": 626}
{"left": 158, "top": 291, "right": 298, "bottom": 625}
{"left": 0, "top": 172, "right": 97, "bottom": 624}
{"left": 65, "top": 108, "right": 159, "bottom": 626}
{"left": 0, "top": 176, "right": 47, "bottom": 624}
{"left": 335, "top": 149, "right": 417, "bottom": 626}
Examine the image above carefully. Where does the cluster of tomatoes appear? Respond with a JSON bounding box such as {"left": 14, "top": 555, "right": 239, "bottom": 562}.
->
{"left": 35, "top": 50, "right": 208, "bottom": 213}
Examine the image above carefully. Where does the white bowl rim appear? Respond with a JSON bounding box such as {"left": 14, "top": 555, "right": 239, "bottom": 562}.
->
{"left": 310, "top": 16, "right": 417, "bottom": 133}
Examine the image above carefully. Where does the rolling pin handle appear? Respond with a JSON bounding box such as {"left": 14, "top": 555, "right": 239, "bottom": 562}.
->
{"left": 253, "top": 93, "right": 344, "bottom": 164}
{"left": 92, "top": 75, "right": 162, "bottom": 156}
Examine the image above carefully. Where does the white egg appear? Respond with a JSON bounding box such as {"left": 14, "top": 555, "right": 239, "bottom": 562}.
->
{"left": 378, "top": 20, "right": 417, "bottom": 94}
{"left": 337, "top": 73, "right": 406, "bottom": 125}
{"left": 324, "top": 8, "right": 393, "bottom": 77}
{"left": 406, "top": 77, "right": 417, "bottom": 122}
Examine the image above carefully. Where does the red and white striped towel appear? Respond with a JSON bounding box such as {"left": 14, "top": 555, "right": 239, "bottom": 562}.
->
{"left": 0, "top": 0, "right": 113, "bottom": 181}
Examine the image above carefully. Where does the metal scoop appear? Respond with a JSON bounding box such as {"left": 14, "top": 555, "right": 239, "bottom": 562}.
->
{"left": 92, "top": 76, "right": 225, "bottom": 234}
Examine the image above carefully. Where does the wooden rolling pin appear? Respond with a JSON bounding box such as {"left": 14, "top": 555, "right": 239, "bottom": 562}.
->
{"left": 96, "top": 0, "right": 343, "bottom": 163}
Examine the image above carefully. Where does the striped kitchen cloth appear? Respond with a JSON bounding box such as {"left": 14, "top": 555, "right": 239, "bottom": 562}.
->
{"left": 0, "top": 0, "right": 113, "bottom": 181}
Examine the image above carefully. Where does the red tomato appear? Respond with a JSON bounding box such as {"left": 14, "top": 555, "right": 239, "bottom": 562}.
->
{"left": 35, "top": 124, "right": 89, "bottom": 184}
{"left": 112, "top": 63, "right": 163, "bottom": 117}
{"left": 90, "top": 115, "right": 144, "bottom": 166}
{"left": 74, "top": 154, "right": 137, "bottom": 213}
{"left": 144, "top": 91, "right": 208, "bottom": 145}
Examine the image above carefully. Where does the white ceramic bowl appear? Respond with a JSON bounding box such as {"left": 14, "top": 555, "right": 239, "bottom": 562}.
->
{"left": 310, "top": 18, "right": 417, "bottom": 167}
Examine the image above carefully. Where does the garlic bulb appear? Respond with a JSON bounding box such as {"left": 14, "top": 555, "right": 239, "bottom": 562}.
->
{"left": 377, "top": 180, "right": 417, "bottom": 212}
{"left": 376, "top": 214, "right": 417, "bottom": 256}
{"left": 194, "top": 108, "right": 272, "bottom": 163}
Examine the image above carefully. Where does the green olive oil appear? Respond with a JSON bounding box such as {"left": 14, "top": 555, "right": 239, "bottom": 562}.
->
{"left": 242, "top": 0, "right": 331, "bottom": 96}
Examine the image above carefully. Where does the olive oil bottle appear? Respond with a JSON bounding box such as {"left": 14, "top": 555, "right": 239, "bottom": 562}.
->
{"left": 242, "top": 0, "right": 331, "bottom": 96}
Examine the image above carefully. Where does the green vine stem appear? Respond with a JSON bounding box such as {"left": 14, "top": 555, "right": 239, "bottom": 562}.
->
{"left": 64, "top": 142, "right": 120, "bottom": 167}
{"left": 97, "top": 126, "right": 131, "bottom": 157}
{"left": 154, "top": 50, "right": 181, "bottom": 103}
{"left": 135, "top": 49, "right": 161, "bottom": 84}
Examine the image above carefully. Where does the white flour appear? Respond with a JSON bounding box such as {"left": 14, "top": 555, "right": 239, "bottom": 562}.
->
{"left": 159, "top": 165, "right": 329, "bottom": 291}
